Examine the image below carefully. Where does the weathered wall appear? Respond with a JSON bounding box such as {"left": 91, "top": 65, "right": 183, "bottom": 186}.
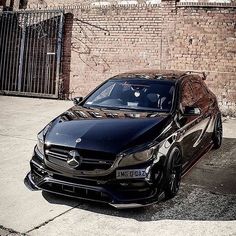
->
{"left": 60, "top": 2, "right": 236, "bottom": 115}
{"left": 26, "top": 0, "right": 235, "bottom": 7}
{"left": 170, "top": 3, "right": 236, "bottom": 116}
{"left": 67, "top": 3, "right": 172, "bottom": 98}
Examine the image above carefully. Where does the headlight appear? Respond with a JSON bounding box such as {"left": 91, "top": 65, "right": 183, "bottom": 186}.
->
{"left": 118, "top": 146, "right": 157, "bottom": 167}
{"left": 36, "top": 131, "right": 44, "bottom": 155}
{"left": 36, "top": 123, "right": 52, "bottom": 155}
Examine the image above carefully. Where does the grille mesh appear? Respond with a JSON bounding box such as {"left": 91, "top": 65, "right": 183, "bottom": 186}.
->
{"left": 45, "top": 145, "right": 116, "bottom": 171}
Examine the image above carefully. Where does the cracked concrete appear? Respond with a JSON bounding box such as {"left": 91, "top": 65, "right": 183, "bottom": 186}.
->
{"left": 0, "top": 95, "right": 235, "bottom": 236}
{"left": 25, "top": 205, "right": 81, "bottom": 234}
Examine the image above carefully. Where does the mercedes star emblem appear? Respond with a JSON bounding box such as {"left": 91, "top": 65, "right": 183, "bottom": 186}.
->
{"left": 76, "top": 138, "right": 82, "bottom": 143}
{"left": 67, "top": 150, "right": 80, "bottom": 168}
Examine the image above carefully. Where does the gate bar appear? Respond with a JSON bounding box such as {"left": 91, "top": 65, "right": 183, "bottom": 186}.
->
{"left": 17, "top": 15, "right": 27, "bottom": 91}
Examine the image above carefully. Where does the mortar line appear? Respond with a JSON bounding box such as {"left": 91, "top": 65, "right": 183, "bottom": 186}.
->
{"left": 24, "top": 203, "right": 81, "bottom": 234}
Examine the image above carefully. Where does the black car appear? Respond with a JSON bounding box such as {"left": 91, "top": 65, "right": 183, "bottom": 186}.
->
{"left": 25, "top": 70, "right": 222, "bottom": 208}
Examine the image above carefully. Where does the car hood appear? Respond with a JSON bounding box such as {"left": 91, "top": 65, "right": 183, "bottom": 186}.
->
{"left": 45, "top": 106, "right": 171, "bottom": 154}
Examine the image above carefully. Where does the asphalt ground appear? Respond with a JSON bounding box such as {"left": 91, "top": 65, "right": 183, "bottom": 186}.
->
{"left": 0, "top": 95, "right": 235, "bottom": 236}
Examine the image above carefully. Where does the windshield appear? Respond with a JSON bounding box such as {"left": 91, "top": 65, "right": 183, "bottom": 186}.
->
{"left": 83, "top": 79, "right": 175, "bottom": 112}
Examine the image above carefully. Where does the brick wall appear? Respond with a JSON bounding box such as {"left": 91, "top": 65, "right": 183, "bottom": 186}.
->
{"left": 67, "top": 3, "right": 169, "bottom": 99}
{"left": 169, "top": 3, "right": 236, "bottom": 116}
{"left": 59, "top": 2, "right": 235, "bottom": 115}
{"left": 26, "top": 0, "right": 235, "bottom": 7}
{"left": 60, "top": 13, "right": 73, "bottom": 98}
{"left": 24, "top": 1, "right": 236, "bottom": 115}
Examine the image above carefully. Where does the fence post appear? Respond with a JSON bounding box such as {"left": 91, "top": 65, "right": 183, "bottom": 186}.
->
{"left": 17, "top": 13, "right": 27, "bottom": 92}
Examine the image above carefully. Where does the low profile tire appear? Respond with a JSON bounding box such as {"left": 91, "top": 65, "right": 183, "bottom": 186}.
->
{"left": 212, "top": 114, "right": 223, "bottom": 149}
{"left": 164, "top": 147, "right": 182, "bottom": 199}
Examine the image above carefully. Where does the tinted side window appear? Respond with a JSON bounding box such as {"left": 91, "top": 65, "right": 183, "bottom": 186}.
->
{"left": 180, "top": 82, "right": 194, "bottom": 108}
{"left": 191, "top": 82, "right": 208, "bottom": 103}
{"left": 191, "top": 82, "right": 209, "bottom": 110}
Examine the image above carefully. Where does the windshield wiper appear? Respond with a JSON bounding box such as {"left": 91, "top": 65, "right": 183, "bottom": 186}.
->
{"left": 101, "top": 107, "right": 160, "bottom": 112}
{"left": 82, "top": 105, "right": 95, "bottom": 110}
{"left": 83, "top": 104, "right": 167, "bottom": 113}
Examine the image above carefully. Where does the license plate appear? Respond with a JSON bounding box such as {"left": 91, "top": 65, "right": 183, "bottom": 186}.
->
{"left": 116, "top": 169, "right": 146, "bottom": 179}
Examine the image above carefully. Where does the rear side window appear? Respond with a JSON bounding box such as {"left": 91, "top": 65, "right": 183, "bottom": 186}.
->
{"left": 190, "top": 81, "right": 210, "bottom": 110}
{"left": 191, "top": 82, "right": 208, "bottom": 103}
{"left": 180, "top": 82, "right": 194, "bottom": 107}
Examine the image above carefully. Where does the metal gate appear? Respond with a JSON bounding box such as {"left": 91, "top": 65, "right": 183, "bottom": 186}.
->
{"left": 0, "top": 10, "right": 64, "bottom": 98}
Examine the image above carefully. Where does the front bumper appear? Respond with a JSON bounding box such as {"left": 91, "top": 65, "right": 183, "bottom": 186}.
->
{"left": 24, "top": 150, "right": 165, "bottom": 209}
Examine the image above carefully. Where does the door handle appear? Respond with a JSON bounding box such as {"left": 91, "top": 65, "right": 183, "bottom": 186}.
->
{"left": 177, "top": 129, "right": 186, "bottom": 139}
{"left": 178, "top": 129, "right": 186, "bottom": 134}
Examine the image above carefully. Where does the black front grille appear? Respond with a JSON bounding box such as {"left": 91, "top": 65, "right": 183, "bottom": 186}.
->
{"left": 45, "top": 145, "right": 116, "bottom": 171}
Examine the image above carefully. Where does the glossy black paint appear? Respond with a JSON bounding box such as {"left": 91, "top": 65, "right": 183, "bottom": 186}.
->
{"left": 25, "top": 70, "right": 221, "bottom": 208}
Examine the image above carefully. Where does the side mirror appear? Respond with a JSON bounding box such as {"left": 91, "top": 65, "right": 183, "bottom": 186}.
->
{"left": 73, "top": 97, "right": 83, "bottom": 105}
{"left": 183, "top": 106, "right": 201, "bottom": 116}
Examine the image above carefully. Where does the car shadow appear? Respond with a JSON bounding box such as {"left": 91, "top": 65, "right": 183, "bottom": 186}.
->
{"left": 42, "top": 138, "right": 236, "bottom": 221}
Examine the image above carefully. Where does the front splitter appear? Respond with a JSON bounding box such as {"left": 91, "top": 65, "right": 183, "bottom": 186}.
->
{"left": 24, "top": 172, "right": 165, "bottom": 209}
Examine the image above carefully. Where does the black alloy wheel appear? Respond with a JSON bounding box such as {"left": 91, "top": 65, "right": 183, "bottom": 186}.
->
{"left": 212, "top": 115, "right": 223, "bottom": 149}
{"left": 164, "top": 147, "right": 182, "bottom": 199}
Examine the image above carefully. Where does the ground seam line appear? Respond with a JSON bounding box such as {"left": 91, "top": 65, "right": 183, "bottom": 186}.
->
{"left": 0, "top": 225, "right": 24, "bottom": 236}
{"left": 24, "top": 204, "right": 81, "bottom": 234}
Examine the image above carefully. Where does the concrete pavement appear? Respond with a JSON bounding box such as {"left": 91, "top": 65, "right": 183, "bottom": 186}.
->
{"left": 0, "top": 95, "right": 235, "bottom": 236}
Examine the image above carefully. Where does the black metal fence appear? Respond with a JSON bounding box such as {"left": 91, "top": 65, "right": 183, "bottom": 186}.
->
{"left": 0, "top": 10, "right": 64, "bottom": 98}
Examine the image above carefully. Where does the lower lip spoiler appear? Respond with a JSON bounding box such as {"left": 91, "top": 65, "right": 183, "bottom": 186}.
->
{"left": 24, "top": 172, "right": 40, "bottom": 191}
{"left": 109, "top": 192, "right": 165, "bottom": 209}
{"left": 110, "top": 203, "right": 151, "bottom": 209}
{"left": 24, "top": 172, "right": 166, "bottom": 209}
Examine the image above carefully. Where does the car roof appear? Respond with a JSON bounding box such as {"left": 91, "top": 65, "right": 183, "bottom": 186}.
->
{"left": 111, "top": 69, "right": 205, "bottom": 81}
{"left": 111, "top": 69, "right": 186, "bottom": 81}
